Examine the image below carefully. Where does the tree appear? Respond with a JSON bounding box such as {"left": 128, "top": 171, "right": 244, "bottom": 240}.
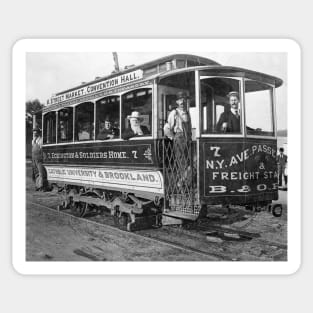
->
{"left": 26, "top": 100, "right": 44, "bottom": 158}
{"left": 26, "top": 99, "right": 44, "bottom": 127}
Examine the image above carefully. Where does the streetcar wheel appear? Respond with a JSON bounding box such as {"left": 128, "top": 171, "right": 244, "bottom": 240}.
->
{"left": 51, "top": 184, "right": 59, "bottom": 193}
{"left": 118, "top": 213, "right": 128, "bottom": 227}
{"left": 71, "top": 202, "right": 87, "bottom": 217}
{"left": 245, "top": 205, "right": 253, "bottom": 211}
{"left": 66, "top": 189, "right": 77, "bottom": 210}
{"left": 272, "top": 204, "right": 283, "bottom": 217}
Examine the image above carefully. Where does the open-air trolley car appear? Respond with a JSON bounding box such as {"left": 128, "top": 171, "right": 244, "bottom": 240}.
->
{"left": 37, "top": 54, "right": 283, "bottom": 230}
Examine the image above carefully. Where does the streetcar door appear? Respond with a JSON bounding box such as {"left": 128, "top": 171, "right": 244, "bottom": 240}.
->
{"left": 158, "top": 72, "right": 198, "bottom": 218}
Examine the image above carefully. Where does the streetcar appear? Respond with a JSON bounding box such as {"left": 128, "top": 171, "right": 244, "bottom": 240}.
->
{"left": 36, "top": 54, "right": 283, "bottom": 230}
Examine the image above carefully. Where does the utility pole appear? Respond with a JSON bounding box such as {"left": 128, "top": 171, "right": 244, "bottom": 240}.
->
{"left": 112, "top": 52, "right": 120, "bottom": 72}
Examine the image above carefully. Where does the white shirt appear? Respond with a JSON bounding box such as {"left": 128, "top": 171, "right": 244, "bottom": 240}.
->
{"left": 32, "top": 136, "right": 42, "bottom": 148}
{"left": 231, "top": 108, "right": 240, "bottom": 118}
{"left": 168, "top": 108, "right": 189, "bottom": 133}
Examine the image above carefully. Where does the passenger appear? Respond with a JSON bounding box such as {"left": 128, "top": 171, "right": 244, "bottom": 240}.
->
{"left": 166, "top": 91, "right": 192, "bottom": 187}
{"left": 32, "top": 127, "right": 47, "bottom": 191}
{"left": 122, "top": 111, "right": 150, "bottom": 140}
{"left": 59, "top": 120, "right": 67, "bottom": 141}
{"left": 97, "top": 117, "right": 115, "bottom": 140}
{"left": 111, "top": 120, "right": 120, "bottom": 138}
{"left": 277, "top": 147, "right": 288, "bottom": 190}
{"left": 216, "top": 91, "right": 241, "bottom": 133}
{"left": 78, "top": 123, "right": 90, "bottom": 140}
{"left": 167, "top": 91, "right": 192, "bottom": 141}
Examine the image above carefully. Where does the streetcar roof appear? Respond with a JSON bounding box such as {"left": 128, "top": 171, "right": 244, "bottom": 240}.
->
{"left": 54, "top": 54, "right": 220, "bottom": 96}
{"left": 158, "top": 65, "right": 283, "bottom": 88}
{"left": 45, "top": 54, "right": 283, "bottom": 110}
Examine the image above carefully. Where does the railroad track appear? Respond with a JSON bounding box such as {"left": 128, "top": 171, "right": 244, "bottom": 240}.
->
{"left": 194, "top": 224, "right": 287, "bottom": 250}
{"left": 27, "top": 198, "right": 287, "bottom": 261}
{"left": 27, "top": 200, "right": 230, "bottom": 261}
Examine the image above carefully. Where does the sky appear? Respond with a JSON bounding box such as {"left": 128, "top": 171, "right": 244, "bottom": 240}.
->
{"left": 26, "top": 52, "right": 287, "bottom": 130}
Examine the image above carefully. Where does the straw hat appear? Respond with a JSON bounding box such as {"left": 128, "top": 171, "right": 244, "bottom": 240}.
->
{"left": 127, "top": 111, "right": 144, "bottom": 121}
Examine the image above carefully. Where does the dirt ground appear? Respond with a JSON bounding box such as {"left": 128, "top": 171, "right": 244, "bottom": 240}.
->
{"left": 26, "top": 164, "right": 215, "bottom": 261}
{"left": 26, "top": 163, "right": 287, "bottom": 261}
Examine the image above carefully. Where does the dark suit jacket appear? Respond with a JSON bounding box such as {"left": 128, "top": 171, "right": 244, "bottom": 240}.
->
{"left": 97, "top": 129, "right": 113, "bottom": 140}
{"left": 216, "top": 111, "right": 241, "bottom": 133}
{"left": 276, "top": 154, "right": 287, "bottom": 169}
{"left": 122, "top": 125, "right": 150, "bottom": 140}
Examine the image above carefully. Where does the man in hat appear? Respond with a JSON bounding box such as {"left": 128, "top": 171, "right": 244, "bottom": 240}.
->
{"left": 97, "top": 116, "right": 117, "bottom": 140}
{"left": 32, "top": 126, "right": 47, "bottom": 191}
{"left": 276, "top": 147, "right": 288, "bottom": 190}
{"left": 122, "top": 111, "right": 150, "bottom": 140}
{"left": 216, "top": 91, "right": 241, "bottom": 133}
{"left": 167, "top": 91, "right": 192, "bottom": 140}
{"left": 166, "top": 91, "right": 192, "bottom": 187}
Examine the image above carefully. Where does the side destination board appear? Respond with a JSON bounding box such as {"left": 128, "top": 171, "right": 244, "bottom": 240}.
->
{"left": 44, "top": 71, "right": 153, "bottom": 112}
{"left": 43, "top": 140, "right": 158, "bottom": 167}
{"left": 46, "top": 166, "right": 164, "bottom": 195}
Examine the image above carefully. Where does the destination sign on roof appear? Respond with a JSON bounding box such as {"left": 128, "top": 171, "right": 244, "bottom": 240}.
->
{"left": 47, "top": 69, "right": 143, "bottom": 105}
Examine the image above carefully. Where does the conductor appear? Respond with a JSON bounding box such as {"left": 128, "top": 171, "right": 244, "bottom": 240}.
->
{"left": 216, "top": 91, "right": 241, "bottom": 133}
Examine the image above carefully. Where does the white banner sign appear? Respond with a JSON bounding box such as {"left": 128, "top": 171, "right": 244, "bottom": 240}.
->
{"left": 46, "top": 166, "right": 163, "bottom": 194}
{"left": 47, "top": 69, "right": 143, "bottom": 105}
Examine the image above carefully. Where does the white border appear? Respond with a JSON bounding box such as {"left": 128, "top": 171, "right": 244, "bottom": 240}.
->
{"left": 12, "top": 39, "right": 301, "bottom": 275}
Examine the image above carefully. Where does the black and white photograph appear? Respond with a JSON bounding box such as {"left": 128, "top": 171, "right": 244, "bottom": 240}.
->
{"left": 13, "top": 39, "right": 300, "bottom": 274}
{"left": 3, "top": 0, "right": 311, "bottom": 310}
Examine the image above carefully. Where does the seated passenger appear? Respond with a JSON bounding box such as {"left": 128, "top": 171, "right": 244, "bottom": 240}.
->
{"left": 122, "top": 111, "right": 150, "bottom": 140}
{"left": 78, "top": 123, "right": 91, "bottom": 140}
{"left": 216, "top": 91, "right": 241, "bottom": 133}
{"left": 111, "top": 120, "right": 120, "bottom": 137}
{"left": 59, "top": 120, "right": 67, "bottom": 141}
{"left": 97, "top": 117, "right": 116, "bottom": 140}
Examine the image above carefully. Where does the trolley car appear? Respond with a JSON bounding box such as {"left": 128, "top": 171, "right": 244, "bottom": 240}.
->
{"left": 38, "top": 54, "right": 283, "bottom": 230}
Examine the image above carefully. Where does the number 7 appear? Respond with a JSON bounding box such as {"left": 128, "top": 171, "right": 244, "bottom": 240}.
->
{"left": 210, "top": 146, "right": 221, "bottom": 157}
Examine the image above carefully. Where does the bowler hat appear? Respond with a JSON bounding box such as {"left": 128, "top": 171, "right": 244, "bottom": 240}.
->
{"left": 227, "top": 91, "right": 240, "bottom": 99}
{"left": 176, "top": 91, "right": 188, "bottom": 100}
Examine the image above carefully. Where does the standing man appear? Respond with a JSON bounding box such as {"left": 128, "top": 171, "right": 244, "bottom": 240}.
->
{"left": 167, "top": 91, "right": 192, "bottom": 142}
{"left": 277, "top": 147, "right": 288, "bottom": 189}
{"left": 166, "top": 91, "right": 192, "bottom": 186}
{"left": 216, "top": 91, "right": 241, "bottom": 133}
{"left": 32, "top": 126, "right": 47, "bottom": 191}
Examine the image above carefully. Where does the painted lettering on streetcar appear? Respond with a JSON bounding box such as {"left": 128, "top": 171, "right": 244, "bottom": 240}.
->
{"left": 208, "top": 183, "right": 279, "bottom": 194}
{"left": 203, "top": 142, "right": 278, "bottom": 197}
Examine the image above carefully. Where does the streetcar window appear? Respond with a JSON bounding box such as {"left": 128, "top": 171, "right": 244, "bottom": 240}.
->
{"left": 43, "top": 112, "right": 56, "bottom": 144}
{"left": 57, "top": 107, "right": 73, "bottom": 143}
{"left": 200, "top": 76, "right": 241, "bottom": 134}
{"left": 187, "top": 60, "right": 207, "bottom": 67}
{"left": 244, "top": 79, "right": 274, "bottom": 136}
{"left": 75, "top": 102, "right": 94, "bottom": 141}
{"left": 159, "top": 63, "right": 167, "bottom": 72}
{"left": 95, "top": 95, "right": 120, "bottom": 140}
{"left": 187, "top": 60, "right": 197, "bottom": 67}
{"left": 159, "top": 72, "right": 196, "bottom": 139}
{"left": 144, "top": 66, "right": 158, "bottom": 76}
{"left": 176, "top": 59, "right": 186, "bottom": 68}
{"left": 121, "top": 88, "right": 152, "bottom": 137}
